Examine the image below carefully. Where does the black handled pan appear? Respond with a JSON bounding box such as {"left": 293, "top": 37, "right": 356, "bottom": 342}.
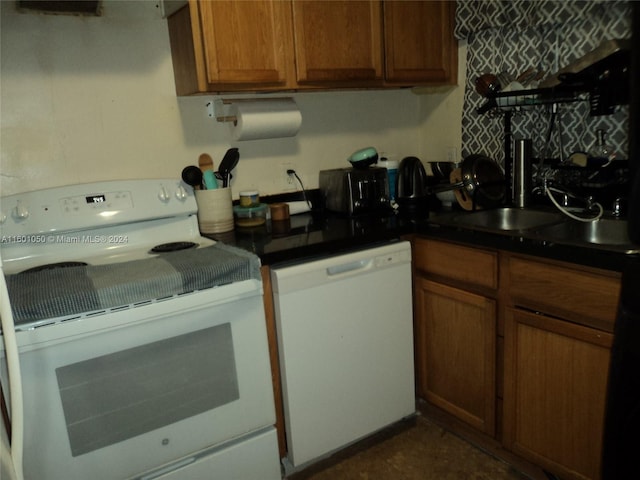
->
{"left": 428, "top": 154, "right": 505, "bottom": 210}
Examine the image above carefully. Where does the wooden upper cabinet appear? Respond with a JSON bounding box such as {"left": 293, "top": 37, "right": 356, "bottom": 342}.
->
{"left": 167, "top": 0, "right": 458, "bottom": 94}
{"left": 168, "top": 0, "right": 295, "bottom": 94}
{"left": 383, "top": 0, "right": 458, "bottom": 85}
{"left": 291, "top": 0, "right": 383, "bottom": 85}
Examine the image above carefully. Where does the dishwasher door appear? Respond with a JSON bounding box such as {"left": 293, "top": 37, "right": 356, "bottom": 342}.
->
{"left": 271, "top": 241, "right": 415, "bottom": 471}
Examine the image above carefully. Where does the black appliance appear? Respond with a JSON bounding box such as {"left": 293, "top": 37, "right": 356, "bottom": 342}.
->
{"left": 319, "top": 167, "right": 391, "bottom": 216}
{"left": 396, "top": 156, "right": 431, "bottom": 213}
{"left": 601, "top": 4, "right": 640, "bottom": 479}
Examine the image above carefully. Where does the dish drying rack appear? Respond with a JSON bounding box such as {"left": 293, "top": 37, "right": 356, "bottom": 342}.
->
{"left": 476, "top": 40, "right": 630, "bottom": 205}
{"left": 478, "top": 39, "right": 630, "bottom": 116}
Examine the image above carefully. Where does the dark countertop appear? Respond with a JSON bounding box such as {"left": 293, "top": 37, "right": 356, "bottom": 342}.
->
{"left": 207, "top": 206, "right": 635, "bottom": 272}
{"left": 208, "top": 210, "right": 413, "bottom": 267}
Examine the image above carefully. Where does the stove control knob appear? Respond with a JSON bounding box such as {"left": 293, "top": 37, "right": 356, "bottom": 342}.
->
{"left": 12, "top": 200, "right": 29, "bottom": 220}
{"left": 175, "top": 186, "right": 187, "bottom": 201}
{"left": 158, "top": 186, "right": 170, "bottom": 203}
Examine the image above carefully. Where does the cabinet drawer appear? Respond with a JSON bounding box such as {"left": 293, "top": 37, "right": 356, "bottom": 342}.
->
{"left": 508, "top": 256, "right": 621, "bottom": 331}
{"left": 414, "top": 238, "right": 498, "bottom": 290}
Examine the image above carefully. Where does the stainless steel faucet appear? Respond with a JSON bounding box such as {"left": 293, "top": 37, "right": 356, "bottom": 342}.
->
{"left": 612, "top": 196, "right": 626, "bottom": 217}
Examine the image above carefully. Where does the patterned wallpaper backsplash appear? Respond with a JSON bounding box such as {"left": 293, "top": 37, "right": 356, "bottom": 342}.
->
{"left": 455, "top": 0, "right": 632, "bottom": 170}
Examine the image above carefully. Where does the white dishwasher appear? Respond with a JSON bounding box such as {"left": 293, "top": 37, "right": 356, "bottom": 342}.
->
{"left": 270, "top": 240, "right": 415, "bottom": 472}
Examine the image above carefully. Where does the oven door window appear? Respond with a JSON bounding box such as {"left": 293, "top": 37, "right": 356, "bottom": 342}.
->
{"left": 56, "top": 323, "right": 238, "bottom": 457}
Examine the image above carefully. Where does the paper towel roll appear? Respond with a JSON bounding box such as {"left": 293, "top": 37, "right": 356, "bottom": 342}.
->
{"left": 228, "top": 98, "right": 302, "bottom": 141}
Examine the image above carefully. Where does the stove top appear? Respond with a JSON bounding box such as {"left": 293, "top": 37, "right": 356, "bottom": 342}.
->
{"left": 1, "top": 179, "right": 215, "bottom": 274}
{"left": 150, "top": 241, "right": 199, "bottom": 253}
{"left": 20, "top": 261, "right": 89, "bottom": 274}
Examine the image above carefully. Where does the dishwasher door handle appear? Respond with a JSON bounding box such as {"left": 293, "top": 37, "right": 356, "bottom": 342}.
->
{"left": 326, "top": 259, "right": 372, "bottom": 276}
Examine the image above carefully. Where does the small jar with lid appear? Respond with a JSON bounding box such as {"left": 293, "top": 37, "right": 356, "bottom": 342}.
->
{"left": 233, "top": 203, "right": 268, "bottom": 228}
{"left": 238, "top": 190, "right": 260, "bottom": 208}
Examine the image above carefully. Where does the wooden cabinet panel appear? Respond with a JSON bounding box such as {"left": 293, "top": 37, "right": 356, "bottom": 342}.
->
{"left": 383, "top": 0, "right": 457, "bottom": 84}
{"left": 413, "top": 237, "right": 619, "bottom": 478}
{"left": 168, "top": 0, "right": 295, "bottom": 93}
{"left": 414, "top": 238, "right": 498, "bottom": 290}
{"left": 260, "top": 266, "right": 287, "bottom": 457}
{"left": 168, "top": 0, "right": 458, "bottom": 93}
{"left": 292, "top": 0, "right": 383, "bottom": 84}
{"left": 503, "top": 308, "right": 612, "bottom": 480}
{"left": 415, "top": 278, "right": 496, "bottom": 435}
{"left": 198, "top": 0, "right": 294, "bottom": 86}
{"left": 508, "top": 255, "right": 621, "bottom": 331}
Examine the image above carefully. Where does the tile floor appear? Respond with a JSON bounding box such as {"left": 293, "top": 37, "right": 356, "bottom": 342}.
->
{"left": 289, "top": 415, "right": 532, "bottom": 480}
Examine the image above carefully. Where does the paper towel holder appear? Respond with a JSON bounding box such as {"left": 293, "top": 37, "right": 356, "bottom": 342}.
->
{"left": 207, "top": 97, "right": 295, "bottom": 125}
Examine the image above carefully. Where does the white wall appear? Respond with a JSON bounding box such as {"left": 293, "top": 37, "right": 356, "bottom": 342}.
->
{"left": 0, "top": 0, "right": 465, "bottom": 198}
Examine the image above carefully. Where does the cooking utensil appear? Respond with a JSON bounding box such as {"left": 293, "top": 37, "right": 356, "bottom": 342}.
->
{"left": 181, "top": 166, "right": 203, "bottom": 190}
{"left": 449, "top": 168, "right": 473, "bottom": 210}
{"left": 203, "top": 170, "right": 218, "bottom": 190}
{"left": 198, "top": 153, "right": 214, "bottom": 171}
{"left": 348, "top": 147, "right": 378, "bottom": 169}
{"left": 475, "top": 73, "right": 500, "bottom": 97}
{"left": 198, "top": 153, "right": 218, "bottom": 189}
{"left": 428, "top": 161, "right": 456, "bottom": 181}
{"left": 427, "top": 154, "right": 506, "bottom": 210}
{"left": 218, "top": 148, "right": 239, "bottom": 188}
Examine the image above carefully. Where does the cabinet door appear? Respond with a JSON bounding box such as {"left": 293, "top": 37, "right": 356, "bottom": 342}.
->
{"left": 383, "top": 0, "right": 457, "bottom": 85}
{"left": 415, "top": 277, "right": 496, "bottom": 435}
{"left": 292, "top": 0, "right": 383, "bottom": 84}
{"left": 503, "top": 308, "right": 612, "bottom": 480}
{"left": 195, "top": 0, "right": 294, "bottom": 88}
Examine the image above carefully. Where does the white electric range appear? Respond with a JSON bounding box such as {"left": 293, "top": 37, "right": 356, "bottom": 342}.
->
{"left": 0, "top": 179, "right": 280, "bottom": 480}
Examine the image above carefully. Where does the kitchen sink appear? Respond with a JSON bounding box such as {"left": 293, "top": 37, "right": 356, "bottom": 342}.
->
{"left": 534, "top": 217, "right": 640, "bottom": 253}
{"left": 431, "top": 207, "right": 564, "bottom": 232}
{"left": 429, "top": 207, "right": 640, "bottom": 254}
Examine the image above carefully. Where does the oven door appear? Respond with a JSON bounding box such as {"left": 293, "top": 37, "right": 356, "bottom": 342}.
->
{"left": 1, "top": 279, "right": 278, "bottom": 480}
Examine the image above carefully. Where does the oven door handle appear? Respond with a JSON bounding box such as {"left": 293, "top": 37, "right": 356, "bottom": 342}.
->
{"left": 139, "top": 456, "right": 196, "bottom": 480}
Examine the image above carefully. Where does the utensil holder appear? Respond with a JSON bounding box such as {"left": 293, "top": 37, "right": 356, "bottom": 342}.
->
{"left": 195, "top": 188, "right": 234, "bottom": 234}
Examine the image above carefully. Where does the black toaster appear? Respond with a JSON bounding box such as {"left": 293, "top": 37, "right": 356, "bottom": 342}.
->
{"left": 319, "top": 167, "right": 391, "bottom": 215}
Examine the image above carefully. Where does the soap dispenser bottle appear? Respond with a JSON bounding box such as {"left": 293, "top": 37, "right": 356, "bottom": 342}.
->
{"left": 589, "top": 129, "right": 616, "bottom": 166}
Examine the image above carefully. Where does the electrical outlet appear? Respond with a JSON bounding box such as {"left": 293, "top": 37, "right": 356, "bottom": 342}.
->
{"left": 280, "top": 162, "right": 296, "bottom": 191}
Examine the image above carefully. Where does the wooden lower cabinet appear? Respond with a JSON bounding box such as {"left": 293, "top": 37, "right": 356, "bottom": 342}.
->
{"left": 503, "top": 308, "right": 613, "bottom": 480}
{"left": 413, "top": 238, "right": 621, "bottom": 480}
{"left": 414, "top": 277, "right": 496, "bottom": 435}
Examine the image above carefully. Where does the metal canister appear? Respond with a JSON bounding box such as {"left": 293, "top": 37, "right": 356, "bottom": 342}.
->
{"left": 513, "top": 139, "right": 532, "bottom": 208}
